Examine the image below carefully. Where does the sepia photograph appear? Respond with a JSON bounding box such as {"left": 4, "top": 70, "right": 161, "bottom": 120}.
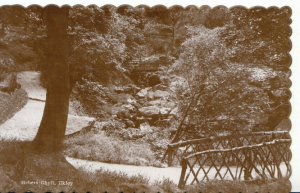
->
{"left": 0, "top": 2, "right": 297, "bottom": 193}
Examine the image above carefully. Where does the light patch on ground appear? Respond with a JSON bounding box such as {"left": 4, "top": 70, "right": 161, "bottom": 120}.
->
{"left": 0, "top": 100, "right": 45, "bottom": 140}
{"left": 66, "top": 115, "right": 95, "bottom": 135}
{"left": 17, "top": 71, "right": 46, "bottom": 101}
{"left": 66, "top": 156, "right": 182, "bottom": 184}
{"left": 0, "top": 71, "right": 95, "bottom": 140}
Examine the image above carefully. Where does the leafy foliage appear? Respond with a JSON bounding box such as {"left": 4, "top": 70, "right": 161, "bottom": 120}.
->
{"left": 169, "top": 8, "right": 291, "bottom": 138}
{"left": 0, "top": 6, "right": 291, "bottom": 140}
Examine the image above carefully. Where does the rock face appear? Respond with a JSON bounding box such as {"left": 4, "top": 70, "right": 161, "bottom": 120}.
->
{"left": 127, "top": 84, "right": 177, "bottom": 128}
{"left": 111, "top": 82, "right": 178, "bottom": 128}
{"left": 140, "top": 122, "right": 153, "bottom": 134}
{"left": 153, "top": 90, "right": 169, "bottom": 99}
{"left": 136, "top": 88, "right": 169, "bottom": 99}
{"left": 169, "top": 75, "right": 188, "bottom": 93}
{"left": 136, "top": 87, "right": 151, "bottom": 98}
{"left": 73, "top": 75, "right": 179, "bottom": 136}
{"left": 139, "top": 106, "right": 160, "bottom": 117}
{"left": 159, "top": 107, "right": 171, "bottom": 115}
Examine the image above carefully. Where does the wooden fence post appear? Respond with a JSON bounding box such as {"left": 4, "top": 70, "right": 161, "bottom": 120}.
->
{"left": 167, "top": 148, "right": 174, "bottom": 166}
{"left": 178, "top": 159, "right": 188, "bottom": 189}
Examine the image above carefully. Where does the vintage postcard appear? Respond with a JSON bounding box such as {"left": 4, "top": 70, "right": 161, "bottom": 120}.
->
{"left": 0, "top": 3, "right": 295, "bottom": 193}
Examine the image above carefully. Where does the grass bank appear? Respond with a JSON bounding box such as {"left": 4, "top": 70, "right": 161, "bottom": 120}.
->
{"left": 0, "top": 89, "right": 27, "bottom": 125}
{"left": 64, "top": 131, "right": 161, "bottom": 167}
{"left": 0, "top": 141, "right": 166, "bottom": 192}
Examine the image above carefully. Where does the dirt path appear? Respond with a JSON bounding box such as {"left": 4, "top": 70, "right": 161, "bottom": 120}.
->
{"left": 0, "top": 72, "right": 46, "bottom": 140}
{"left": 66, "top": 157, "right": 183, "bottom": 184}
{"left": 0, "top": 71, "right": 94, "bottom": 140}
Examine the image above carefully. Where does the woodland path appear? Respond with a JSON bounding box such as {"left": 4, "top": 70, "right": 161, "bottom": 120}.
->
{"left": 0, "top": 71, "right": 94, "bottom": 140}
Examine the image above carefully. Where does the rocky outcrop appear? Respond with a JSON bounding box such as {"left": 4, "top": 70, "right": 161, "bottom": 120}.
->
{"left": 71, "top": 75, "right": 179, "bottom": 151}
{"left": 138, "top": 106, "right": 161, "bottom": 117}
{"left": 136, "top": 87, "right": 151, "bottom": 98}
{"left": 153, "top": 90, "right": 169, "bottom": 99}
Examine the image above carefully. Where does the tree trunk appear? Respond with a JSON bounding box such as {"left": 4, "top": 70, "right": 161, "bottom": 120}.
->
{"left": 33, "top": 6, "right": 70, "bottom": 152}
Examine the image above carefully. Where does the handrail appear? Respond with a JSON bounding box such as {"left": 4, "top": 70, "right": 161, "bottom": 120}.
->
{"left": 184, "top": 138, "right": 291, "bottom": 159}
{"left": 168, "top": 131, "right": 289, "bottom": 148}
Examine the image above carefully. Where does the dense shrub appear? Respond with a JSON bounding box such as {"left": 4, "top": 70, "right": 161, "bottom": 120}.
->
{"left": 64, "top": 132, "right": 160, "bottom": 166}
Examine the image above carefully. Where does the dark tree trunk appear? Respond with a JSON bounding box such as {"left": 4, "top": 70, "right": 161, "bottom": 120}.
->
{"left": 33, "top": 5, "right": 70, "bottom": 152}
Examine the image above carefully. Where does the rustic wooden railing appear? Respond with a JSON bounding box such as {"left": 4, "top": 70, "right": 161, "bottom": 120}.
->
{"left": 178, "top": 138, "right": 291, "bottom": 188}
{"left": 163, "top": 131, "right": 290, "bottom": 167}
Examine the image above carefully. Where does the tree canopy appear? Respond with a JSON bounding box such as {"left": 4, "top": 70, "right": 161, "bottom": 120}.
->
{"left": 0, "top": 5, "right": 291, "bottom": 144}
